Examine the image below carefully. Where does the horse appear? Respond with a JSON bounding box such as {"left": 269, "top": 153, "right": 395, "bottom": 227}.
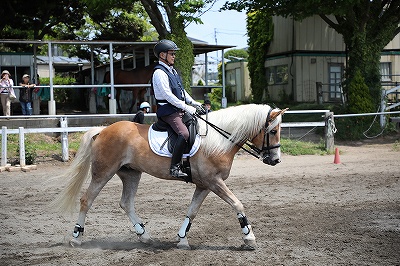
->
{"left": 103, "top": 63, "right": 156, "bottom": 113}
{"left": 52, "top": 104, "right": 287, "bottom": 250}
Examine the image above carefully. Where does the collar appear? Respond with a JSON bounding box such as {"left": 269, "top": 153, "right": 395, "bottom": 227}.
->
{"left": 159, "top": 61, "right": 175, "bottom": 73}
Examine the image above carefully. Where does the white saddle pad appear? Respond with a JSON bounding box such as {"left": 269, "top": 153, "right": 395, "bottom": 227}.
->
{"left": 148, "top": 127, "right": 201, "bottom": 158}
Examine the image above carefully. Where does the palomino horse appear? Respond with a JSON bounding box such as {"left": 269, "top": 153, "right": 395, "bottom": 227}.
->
{"left": 53, "top": 104, "right": 287, "bottom": 250}
{"left": 103, "top": 63, "right": 156, "bottom": 113}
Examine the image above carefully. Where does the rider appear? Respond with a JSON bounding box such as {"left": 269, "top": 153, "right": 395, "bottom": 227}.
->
{"left": 152, "top": 39, "right": 202, "bottom": 179}
{"left": 133, "top": 101, "right": 150, "bottom": 124}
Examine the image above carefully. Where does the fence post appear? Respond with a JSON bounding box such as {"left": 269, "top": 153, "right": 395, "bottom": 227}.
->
{"left": 19, "top": 127, "right": 26, "bottom": 167}
{"left": 325, "top": 112, "right": 335, "bottom": 152}
{"left": 60, "top": 117, "right": 69, "bottom": 162}
{"left": 380, "top": 89, "right": 387, "bottom": 128}
{"left": 1, "top": 126, "right": 7, "bottom": 167}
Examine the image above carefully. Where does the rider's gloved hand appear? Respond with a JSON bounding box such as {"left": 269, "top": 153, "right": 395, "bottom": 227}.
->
{"left": 195, "top": 105, "right": 207, "bottom": 115}
{"left": 185, "top": 105, "right": 197, "bottom": 115}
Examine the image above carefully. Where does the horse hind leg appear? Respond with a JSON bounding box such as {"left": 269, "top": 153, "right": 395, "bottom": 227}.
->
{"left": 69, "top": 173, "right": 113, "bottom": 247}
{"left": 117, "top": 167, "right": 152, "bottom": 244}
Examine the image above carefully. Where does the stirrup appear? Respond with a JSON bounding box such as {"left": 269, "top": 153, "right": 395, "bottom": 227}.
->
{"left": 170, "top": 166, "right": 188, "bottom": 179}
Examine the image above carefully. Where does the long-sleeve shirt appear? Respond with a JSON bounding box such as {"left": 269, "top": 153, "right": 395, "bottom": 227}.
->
{"left": 152, "top": 61, "right": 195, "bottom": 111}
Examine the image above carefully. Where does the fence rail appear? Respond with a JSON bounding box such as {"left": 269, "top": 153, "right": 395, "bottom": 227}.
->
{"left": 1, "top": 110, "right": 335, "bottom": 167}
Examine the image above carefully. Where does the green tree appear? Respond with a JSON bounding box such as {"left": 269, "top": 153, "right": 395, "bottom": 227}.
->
{"left": 224, "top": 0, "right": 400, "bottom": 112}
{"left": 247, "top": 10, "right": 273, "bottom": 103}
{"left": 224, "top": 49, "right": 249, "bottom": 60}
{"left": 0, "top": 0, "right": 87, "bottom": 51}
{"left": 139, "top": 0, "right": 217, "bottom": 91}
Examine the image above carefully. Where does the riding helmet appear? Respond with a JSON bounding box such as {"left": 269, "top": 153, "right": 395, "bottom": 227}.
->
{"left": 139, "top": 101, "right": 151, "bottom": 109}
{"left": 153, "top": 39, "right": 180, "bottom": 58}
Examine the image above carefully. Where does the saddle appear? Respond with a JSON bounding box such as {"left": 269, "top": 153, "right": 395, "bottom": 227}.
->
{"left": 151, "top": 113, "right": 198, "bottom": 154}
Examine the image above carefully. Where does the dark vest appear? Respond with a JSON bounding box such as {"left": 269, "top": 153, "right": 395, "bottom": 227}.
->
{"left": 153, "top": 64, "right": 185, "bottom": 117}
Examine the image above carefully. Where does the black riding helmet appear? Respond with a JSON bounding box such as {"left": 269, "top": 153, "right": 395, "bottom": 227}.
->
{"left": 153, "top": 39, "right": 180, "bottom": 58}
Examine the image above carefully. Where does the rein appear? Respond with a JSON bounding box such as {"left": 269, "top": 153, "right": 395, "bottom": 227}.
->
{"left": 194, "top": 109, "right": 280, "bottom": 160}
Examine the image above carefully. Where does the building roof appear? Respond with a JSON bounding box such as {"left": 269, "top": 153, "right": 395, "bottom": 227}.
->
{"left": 0, "top": 39, "right": 235, "bottom": 56}
{"left": 36, "top": 55, "right": 90, "bottom": 66}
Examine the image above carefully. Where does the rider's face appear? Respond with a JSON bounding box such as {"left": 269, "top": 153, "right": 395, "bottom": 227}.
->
{"left": 161, "top": 50, "right": 176, "bottom": 65}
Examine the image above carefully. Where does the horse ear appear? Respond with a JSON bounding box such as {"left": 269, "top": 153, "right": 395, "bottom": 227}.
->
{"left": 270, "top": 108, "right": 288, "bottom": 119}
{"left": 280, "top": 108, "right": 289, "bottom": 115}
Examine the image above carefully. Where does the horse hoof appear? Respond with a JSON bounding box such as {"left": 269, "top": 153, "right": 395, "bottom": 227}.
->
{"left": 69, "top": 238, "right": 82, "bottom": 247}
{"left": 138, "top": 232, "right": 153, "bottom": 244}
{"left": 177, "top": 237, "right": 191, "bottom": 250}
{"left": 242, "top": 239, "right": 257, "bottom": 250}
{"left": 177, "top": 243, "right": 191, "bottom": 250}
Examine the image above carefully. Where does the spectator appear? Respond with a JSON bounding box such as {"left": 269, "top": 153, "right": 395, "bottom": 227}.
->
{"left": 19, "top": 74, "right": 35, "bottom": 115}
{"left": 0, "top": 70, "right": 16, "bottom": 116}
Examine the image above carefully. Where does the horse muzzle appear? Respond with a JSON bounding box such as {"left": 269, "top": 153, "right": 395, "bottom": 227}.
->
{"left": 262, "top": 153, "right": 281, "bottom": 166}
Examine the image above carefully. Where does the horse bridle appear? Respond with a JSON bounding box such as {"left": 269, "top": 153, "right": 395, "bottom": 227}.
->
{"left": 247, "top": 108, "right": 281, "bottom": 164}
{"left": 195, "top": 108, "right": 281, "bottom": 162}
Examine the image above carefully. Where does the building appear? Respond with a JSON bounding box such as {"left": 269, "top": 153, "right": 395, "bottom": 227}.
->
{"left": 225, "top": 59, "right": 251, "bottom": 102}
{"left": 265, "top": 15, "right": 400, "bottom": 103}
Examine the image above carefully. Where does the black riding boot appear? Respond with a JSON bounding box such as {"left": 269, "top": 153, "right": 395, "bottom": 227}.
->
{"left": 170, "top": 135, "right": 188, "bottom": 179}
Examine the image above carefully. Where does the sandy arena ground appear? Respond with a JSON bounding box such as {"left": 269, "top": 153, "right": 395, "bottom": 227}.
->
{"left": 0, "top": 139, "right": 399, "bottom": 265}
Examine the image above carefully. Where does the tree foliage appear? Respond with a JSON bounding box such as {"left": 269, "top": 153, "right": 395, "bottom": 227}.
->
{"left": 139, "top": 0, "right": 217, "bottom": 91}
{"left": 0, "top": 0, "right": 87, "bottom": 51}
{"left": 224, "top": 49, "right": 249, "bottom": 60}
{"left": 246, "top": 10, "right": 273, "bottom": 103}
{"left": 224, "top": 0, "right": 400, "bottom": 112}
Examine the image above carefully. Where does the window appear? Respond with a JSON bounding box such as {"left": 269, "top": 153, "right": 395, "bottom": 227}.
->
{"left": 329, "top": 64, "right": 342, "bottom": 100}
{"left": 380, "top": 62, "right": 392, "bottom": 81}
{"left": 266, "top": 65, "right": 288, "bottom": 85}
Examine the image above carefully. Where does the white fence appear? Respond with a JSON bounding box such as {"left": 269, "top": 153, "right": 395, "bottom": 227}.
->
{"left": 1, "top": 110, "right": 336, "bottom": 167}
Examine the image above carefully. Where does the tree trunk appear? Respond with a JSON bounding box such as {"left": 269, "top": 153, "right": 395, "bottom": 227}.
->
{"left": 140, "top": 0, "right": 194, "bottom": 94}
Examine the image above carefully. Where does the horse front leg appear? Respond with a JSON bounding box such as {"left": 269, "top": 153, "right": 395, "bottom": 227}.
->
{"left": 210, "top": 180, "right": 257, "bottom": 250}
{"left": 117, "top": 168, "right": 152, "bottom": 244}
{"left": 177, "top": 186, "right": 210, "bottom": 250}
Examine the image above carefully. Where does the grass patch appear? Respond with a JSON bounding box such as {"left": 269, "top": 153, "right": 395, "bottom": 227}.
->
{"left": 281, "top": 138, "right": 328, "bottom": 156}
{"left": 392, "top": 140, "right": 400, "bottom": 152}
{"left": 5, "top": 132, "right": 85, "bottom": 163}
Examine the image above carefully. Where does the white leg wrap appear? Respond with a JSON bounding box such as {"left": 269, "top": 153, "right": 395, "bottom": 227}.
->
{"left": 72, "top": 224, "right": 84, "bottom": 238}
{"left": 237, "top": 213, "right": 251, "bottom": 235}
{"left": 178, "top": 217, "right": 191, "bottom": 238}
{"left": 134, "top": 223, "right": 145, "bottom": 235}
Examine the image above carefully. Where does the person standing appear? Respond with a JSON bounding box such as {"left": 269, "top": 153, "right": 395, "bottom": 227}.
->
{"left": 133, "top": 101, "right": 150, "bottom": 124}
{"left": 0, "top": 70, "right": 16, "bottom": 116}
{"left": 152, "top": 39, "right": 203, "bottom": 179}
{"left": 19, "top": 74, "right": 36, "bottom": 115}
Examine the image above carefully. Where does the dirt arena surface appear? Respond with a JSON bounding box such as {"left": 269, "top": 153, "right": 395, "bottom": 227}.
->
{"left": 1, "top": 139, "right": 399, "bottom": 265}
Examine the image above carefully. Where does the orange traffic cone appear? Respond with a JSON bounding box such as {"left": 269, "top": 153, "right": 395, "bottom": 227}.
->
{"left": 333, "top": 148, "right": 341, "bottom": 164}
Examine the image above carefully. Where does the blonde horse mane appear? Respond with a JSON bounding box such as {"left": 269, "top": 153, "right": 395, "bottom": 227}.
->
{"left": 198, "top": 104, "right": 278, "bottom": 156}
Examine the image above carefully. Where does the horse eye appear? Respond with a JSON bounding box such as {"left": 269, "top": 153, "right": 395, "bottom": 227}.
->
{"left": 270, "top": 129, "right": 277, "bottom": 135}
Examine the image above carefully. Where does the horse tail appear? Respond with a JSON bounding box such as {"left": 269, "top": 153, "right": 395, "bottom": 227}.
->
{"left": 51, "top": 127, "right": 105, "bottom": 214}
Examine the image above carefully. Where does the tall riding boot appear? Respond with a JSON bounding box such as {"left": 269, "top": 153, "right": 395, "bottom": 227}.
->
{"left": 170, "top": 135, "right": 188, "bottom": 179}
